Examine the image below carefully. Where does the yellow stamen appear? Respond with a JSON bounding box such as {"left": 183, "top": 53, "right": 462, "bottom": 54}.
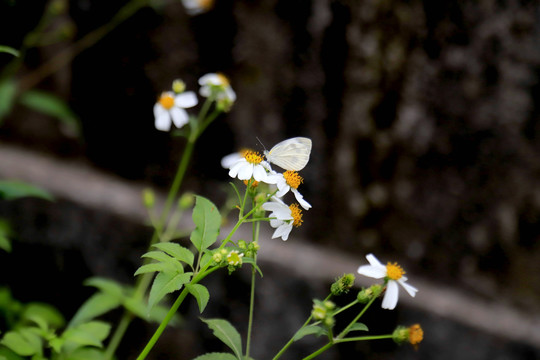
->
{"left": 227, "top": 251, "right": 243, "bottom": 266}
{"left": 159, "top": 93, "right": 175, "bottom": 109}
{"left": 197, "top": 0, "right": 214, "bottom": 10}
{"left": 289, "top": 203, "right": 303, "bottom": 227}
{"left": 386, "top": 262, "right": 405, "bottom": 280}
{"left": 244, "top": 150, "right": 263, "bottom": 164}
{"left": 408, "top": 324, "right": 423, "bottom": 349}
{"left": 216, "top": 72, "right": 230, "bottom": 86}
{"left": 283, "top": 170, "right": 303, "bottom": 189}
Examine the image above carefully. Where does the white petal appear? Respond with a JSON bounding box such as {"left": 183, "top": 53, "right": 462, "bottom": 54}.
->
{"left": 221, "top": 153, "right": 242, "bottom": 169}
{"left": 154, "top": 107, "right": 171, "bottom": 131}
{"left": 399, "top": 279, "right": 418, "bottom": 297}
{"left": 292, "top": 189, "right": 311, "bottom": 210}
{"left": 199, "top": 73, "right": 218, "bottom": 85}
{"left": 357, "top": 265, "right": 387, "bottom": 279}
{"left": 365, "top": 253, "right": 384, "bottom": 267}
{"left": 237, "top": 163, "right": 254, "bottom": 180}
{"left": 225, "top": 87, "right": 236, "bottom": 101}
{"left": 175, "top": 91, "right": 198, "bottom": 108}
{"left": 252, "top": 165, "right": 268, "bottom": 182}
{"left": 382, "top": 281, "right": 399, "bottom": 310}
{"left": 273, "top": 224, "right": 292, "bottom": 240}
{"left": 169, "top": 107, "right": 189, "bottom": 128}
{"left": 199, "top": 86, "right": 211, "bottom": 98}
{"left": 228, "top": 160, "right": 246, "bottom": 178}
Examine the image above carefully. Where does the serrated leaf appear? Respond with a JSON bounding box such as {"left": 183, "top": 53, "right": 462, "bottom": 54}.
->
{"left": 18, "top": 90, "right": 80, "bottom": 136}
{"left": 0, "top": 46, "right": 19, "bottom": 57}
{"left": 0, "top": 79, "right": 17, "bottom": 121}
{"left": 0, "top": 329, "right": 42, "bottom": 356}
{"left": 190, "top": 196, "right": 221, "bottom": 252}
{"left": 292, "top": 325, "right": 327, "bottom": 342}
{"left": 68, "top": 293, "right": 122, "bottom": 329}
{"left": 148, "top": 272, "right": 192, "bottom": 310}
{"left": 186, "top": 284, "right": 209, "bottom": 313}
{"left": 200, "top": 318, "right": 242, "bottom": 359}
{"left": 153, "top": 242, "right": 194, "bottom": 268}
{"left": 83, "top": 278, "right": 124, "bottom": 298}
{"left": 134, "top": 262, "right": 175, "bottom": 276}
{"left": 0, "top": 181, "right": 53, "bottom": 201}
{"left": 348, "top": 322, "right": 369, "bottom": 332}
{"left": 192, "top": 353, "right": 238, "bottom": 360}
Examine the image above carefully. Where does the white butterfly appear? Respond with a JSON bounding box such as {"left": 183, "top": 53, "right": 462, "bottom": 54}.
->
{"left": 264, "top": 137, "right": 312, "bottom": 171}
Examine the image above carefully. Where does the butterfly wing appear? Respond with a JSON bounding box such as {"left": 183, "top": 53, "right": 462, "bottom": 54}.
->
{"left": 265, "top": 137, "right": 312, "bottom": 171}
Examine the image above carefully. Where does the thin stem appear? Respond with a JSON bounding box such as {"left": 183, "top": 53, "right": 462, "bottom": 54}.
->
{"left": 334, "top": 334, "right": 393, "bottom": 344}
{"left": 336, "top": 296, "right": 377, "bottom": 340}
{"left": 301, "top": 343, "right": 333, "bottom": 360}
{"left": 136, "top": 266, "right": 220, "bottom": 360}
{"left": 104, "top": 312, "right": 134, "bottom": 359}
{"left": 332, "top": 299, "right": 359, "bottom": 316}
{"left": 245, "top": 207, "right": 261, "bottom": 358}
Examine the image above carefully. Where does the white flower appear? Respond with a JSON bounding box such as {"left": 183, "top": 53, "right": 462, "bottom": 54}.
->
{"left": 262, "top": 197, "right": 303, "bottom": 241}
{"left": 199, "top": 73, "right": 236, "bottom": 104}
{"left": 228, "top": 150, "right": 269, "bottom": 182}
{"left": 267, "top": 170, "right": 311, "bottom": 210}
{"left": 182, "top": 0, "right": 214, "bottom": 15}
{"left": 357, "top": 253, "right": 418, "bottom": 310}
{"left": 153, "top": 91, "right": 198, "bottom": 131}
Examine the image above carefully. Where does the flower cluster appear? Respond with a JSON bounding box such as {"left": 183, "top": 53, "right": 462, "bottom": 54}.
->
{"left": 223, "top": 139, "right": 312, "bottom": 241}
{"left": 153, "top": 73, "right": 235, "bottom": 132}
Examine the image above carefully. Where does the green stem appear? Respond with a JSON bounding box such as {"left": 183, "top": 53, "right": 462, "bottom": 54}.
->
{"left": 245, "top": 209, "right": 261, "bottom": 358}
{"left": 272, "top": 294, "right": 332, "bottom": 360}
{"left": 332, "top": 299, "right": 359, "bottom": 317}
{"left": 336, "top": 296, "right": 377, "bottom": 340}
{"left": 301, "top": 343, "right": 333, "bottom": 360}
{"left": 136, "top": 267, "right": 220, "bottom": 360}
{"left": 334, "top": 334, "right": 393, "bottom": 343}
{"left": 104, "top": 312, "right": 134, "bottom": 359}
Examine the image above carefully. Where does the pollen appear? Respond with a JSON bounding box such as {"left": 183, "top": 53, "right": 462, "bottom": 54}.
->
{"left": 283, "top": 171, "right": 303, "bottom": 189}
{"left": 386, "top": 262, "right": 405, "bottom": 280}
{"left": 289, "top": 203, "right": 303, "bottom": 227}
{"left": 408, "top": 324, "right": 423, "bottom": 348}
{"left": 158, "top": 93, "right": 175, "bottom": 109}
{"left": 216, "top": 72, "right": 230, "bottom": 86}
{"left": 244, "top": 150, "right": 263, "bottom": 164}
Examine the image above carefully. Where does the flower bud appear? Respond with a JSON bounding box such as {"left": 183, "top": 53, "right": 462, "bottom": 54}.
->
{"left": 238, "top": 240, "right": 247, "bottom": 249}
{"left": 331, "top": 273, "right": 355, "bottom": 295}
{"left": 142, "top": 188, "right": 155, "bottom": 208}
{"left": 172, "top": 79, "right": 186, "bottom": 94}
{"left": 178, "top": 192, "right": 195, "bottom": 209}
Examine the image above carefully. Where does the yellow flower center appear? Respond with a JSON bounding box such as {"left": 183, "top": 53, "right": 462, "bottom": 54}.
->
{"left": 159, "top": 93, "right": 175, "bottom": 110}
{"left": 197, "top": 0, "right": 214, "bottom": 10}
{"left": 244, "top": 150, "right": 263, "bottom": 164}
{"left": 386, "top": 262, "right": 405, "bottom": 280}
{"left": 408, "top": 324, "right": 423, "bottom": 348}
{"left": 289, "top": 203, "right": 303, "bottom": 227}
{"left": 283, "top": 170, "right": 303, "bottom": 189}
{"left": 216, "top": 72, "right": 230, "bottom": 86}
{"left": 227, "top": 251, "right": 243, "bottom": 266}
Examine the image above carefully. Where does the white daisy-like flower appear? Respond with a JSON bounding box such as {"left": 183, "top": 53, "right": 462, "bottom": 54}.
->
{"left": 182, "top": 0, "right": 214, "bottom": 15}
{"left": 228, "top": 150, "right": 269, "bottom": 182}
{"left": 262, "top": 197, "right": 303, "bottom": 241}
{"left": 357, "top": 254, "right": 418, "bottom": 310}
{"left": 153, "top": 91, "right": 198, "bottom": 132}
{"left": 267, "top": 170, "right": 311, "bottom": 210}
{"left": 199, "top": 73, "right": 236, "bottom": 104}
{"left": 221, "top": 149, "right": 253, "bottom": 169}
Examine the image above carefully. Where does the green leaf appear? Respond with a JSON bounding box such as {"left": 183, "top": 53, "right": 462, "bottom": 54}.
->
{"left": 0, "top": 219, "right": 12, "bottom": 253}
{"left": 152, "top": 243, "right": 194, "bottom": 268}
{"left": 21, "top": 303, "right": 65, "bottom": 329}
{"left": 241, "top": 258, "right": 263, "bottom": 277}
{"left": 190, "top": 196, "right": 221, "bottom": 252}
{"left": 0, "top": 329, "right": 42, "bottom": 356}
{"left": 192, "top": 353, "right": 238, "bottom": 360}
{"left": 0, "top": 46, "right": 19, "bottom": 57}
{"left": 83, "top": 278, "right": 124, "bottom": 298}
{"left": 0, "top": 181, "right": 53, "bottom": 201}
{"left": 148, "top": 272, "right": 192, "bottom": 310}
{"left": 348, "top": 322, "right": 369, "bottom": 332}
{"left": 61, "top": 321, "right": 111, "bottom": 351}
{"left": 68, "top": 293, "right": 122, "bottom": 328}
{"left": 292, "top": 325, "right": 327, "bottom": 342}
{"left": 134, "top": 262, "right": 175, "bottom": 276}
{"left": 0, "top": 79, "right": 17, "bottom": 121}
{"left": 0, "top": 346, "right": 25, "bottom": 360}
{"left": 18, "top": 90, "right": 80, "bottom": 136}
{"left": 64, "top": 348, "right": 105, "bottom": 360}
{"left": 123, "top": 296, "right": 182, "bottom": 326}
{"left": 186, "top": 284, "right": 209, "bottom": 313}
{"left": 200, "top": 318, "right": 242, "bottom": 359}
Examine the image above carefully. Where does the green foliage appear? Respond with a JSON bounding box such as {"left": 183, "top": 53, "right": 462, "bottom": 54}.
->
{"left": 192, "top": 353, "right": 238, "bottom": 360}
{"left": 0, "top": 79, "right": 17, "bottom": 122}
{"left": 0, "top": 46, "right": 19, "bottom": 57}
{"left": 348, "top": 322, "right": 369, "bottom": 333}
{"left": 152, "top": 242, "right": 194, "bottom": 269}
{"left": 18, "top": 90, "right": 80, "bottom": 136}
{"left": 0, "top": 220, "right": 12, "bottom": 253}
{"left": 292, "top": 325, "right": 327, "bottom": 342}
{"left": 190, "top": 196, "right": 221, "bottom": 252}
{"left": 0, "top": 181, "right": 53, "bottom": 201}
{"left": 200, "top": 318, "right": 243, "bottom": 360}
{"left": 59, "top": 321, "right": 111, "bottom": 354}
{"left": 0, "top": 328, "right": 42, "bottom": 356}
{"left": 148, "top": 272, "right": 192, "bottom": 311}
{"left": 186, "top": 284, "right": 209, "bottom": 313}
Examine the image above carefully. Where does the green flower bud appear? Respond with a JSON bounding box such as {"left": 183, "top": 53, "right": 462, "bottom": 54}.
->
{"left": 392, "top": 326, "right": 409, "bottom": 344}
{"left": 331, "top": 273, "right": 356, "bottom": 295}
{"left": 172, "top": 79, "right": 186, "bottom": 94}
{"left": 142, "top": 188, "right": 155, "bottom": 208}
{"left": 178, "top": 192, "right": 195, "bottom": 209}
{"left": 311, "top": 303, "right": 326, "bottom": 321}
{"left": 212, "top": 252, "right": 223, "bottom": 264}
{"left": 238, "top": 240, "right": 248, "bottom": 249}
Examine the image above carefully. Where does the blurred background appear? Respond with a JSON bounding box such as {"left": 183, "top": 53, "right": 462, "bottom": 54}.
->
{"left": 1, "top": 0, "right": 540, "bottom": 358}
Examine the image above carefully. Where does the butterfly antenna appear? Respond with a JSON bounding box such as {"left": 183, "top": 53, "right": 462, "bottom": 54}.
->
{"left": 256, "top": 136, "right": 267, "bottom": 152}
